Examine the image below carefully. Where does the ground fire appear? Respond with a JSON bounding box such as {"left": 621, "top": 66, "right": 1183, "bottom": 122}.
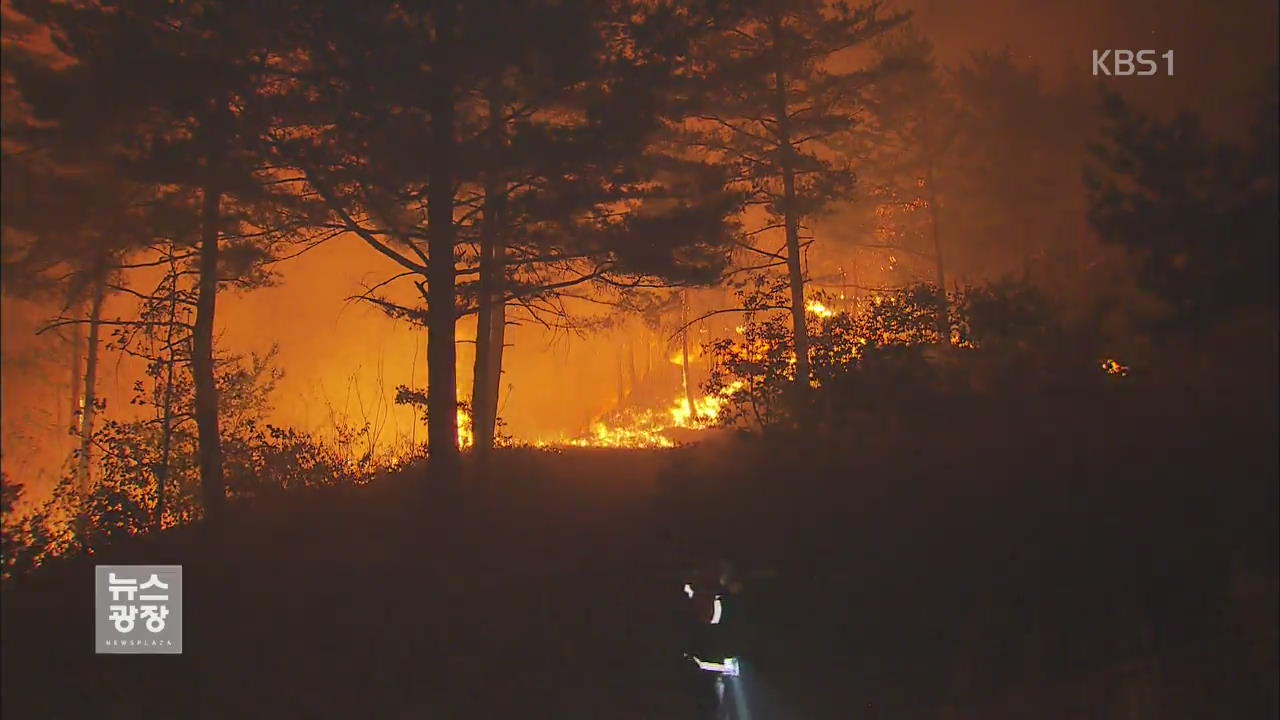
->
{"left": 0, "top": 1, "right": 1274, "bottom": 718}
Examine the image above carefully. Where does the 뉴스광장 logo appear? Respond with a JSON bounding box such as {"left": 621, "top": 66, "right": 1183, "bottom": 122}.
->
{"left": 95, "top": 565, "right": 182, "bottom": 654}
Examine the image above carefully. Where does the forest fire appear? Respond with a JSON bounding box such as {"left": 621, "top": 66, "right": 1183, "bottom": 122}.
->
{"left": 1, "top": 0, "right": 1275, "bottom": 718}
{"left": 805, "top": 300, "right": 836, "bottom": 318}
{"left": 566, "top": 412, "right": 677, "bottom": 449}
{"left": 1100, "top": 358, "right": 1130, "bottom": 376}
{"left": 457, "top": 408, "right": 474, "bottom": 449}
{"left": 555, "top": 385, "right": 741, "bottom": 449}
{"left": 537, "top": 373, "right": 747, "bottom": 449}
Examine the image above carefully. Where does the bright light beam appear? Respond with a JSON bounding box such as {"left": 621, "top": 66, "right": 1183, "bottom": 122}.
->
{"left": 727, "top": 673, "right": 752, "bottom": 720}
{"left": 690, "top": 655, "right": 740, "bottom": 676}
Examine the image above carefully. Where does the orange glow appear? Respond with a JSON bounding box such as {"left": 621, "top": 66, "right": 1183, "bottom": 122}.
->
{"left": 1100, "top": 358, "right": 1130, "bottom": 376}
{"left": 544, "top": 380, "right": 745, "bottom": 449}
{"left": 457, "top": 407, "right": 474, "bottom": 448}
{"left": 805, "top": 300, "right": 835, "bottom": 318}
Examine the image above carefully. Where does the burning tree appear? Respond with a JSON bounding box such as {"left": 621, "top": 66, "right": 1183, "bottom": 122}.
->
{"left": 278, "top": 1, "right": 742, "bottom": 466}
{"left": 676, "top": 0, "right": 910, "bottom": 387}
{"left": 0, "top": 345, "right": 380, "bottom": 566}
{"left": 705, "top": 279, "right": 1075, "bottom": 432}
{"left": 0, "top": 152, "right": 132, "bottom": 509}
{"left": 841, "top": 26, "right": 961, "bottom": 342}
{"left": 1, "top": 15, "right": 145, "bottom": 527}
{"left": 7, "top": 0, "right": 322, "bottom": 522}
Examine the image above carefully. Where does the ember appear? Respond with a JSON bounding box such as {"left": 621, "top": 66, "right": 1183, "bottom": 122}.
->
{"left": 1101, "top": 358, "right": 1130, "bottom": 376}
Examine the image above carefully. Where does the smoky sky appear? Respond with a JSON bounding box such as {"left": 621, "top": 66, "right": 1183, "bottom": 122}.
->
{"left": 913, "top": 0, "right": 1277, "bottom": 132}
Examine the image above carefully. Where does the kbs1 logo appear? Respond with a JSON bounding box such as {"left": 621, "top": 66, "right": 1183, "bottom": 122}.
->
{"left": 95, "top": 565, "right": 183, "bottom": 654}
{"left": 1093, "top": 49, "right": 1174, "bottom": 76}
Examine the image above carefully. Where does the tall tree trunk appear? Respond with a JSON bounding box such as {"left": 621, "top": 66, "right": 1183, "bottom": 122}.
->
{"left": 73, "top": 272, "right": 105, "bottom": 549}
{"left": 926, "top": 157, "right": 950, "bottom": 344}
{"left": 77, "top": 274, "right": 105, "bottom": 499}
{"left": 155, "top": 347, "right": 176, "bottom": 531}
{"left": 771, "top": 19, "right": 810, "bottom": 388}
{"left": 68, "top": 300, "right": 83, "bottom": 450}
{"left": 194, "top": 103, "right": 226, "bottom": 522}
{"left": 486, "top": 293, "right": 505, "bottom": 442}
{"left": 426, "top": 4, "right": 460, "bottom": 477}
{"left": 780, "top": 165, "right": 809, "bottom": 385}
{"left": 155, "top": 252, "right": 179, "bottom": 531}
{"left": 472, "top": 241, "right": 495, "bottom": 455}
{"left": 472, "top": 85, "right": 505, "bottom": 457}
{"left": 681, "top": 292, "right": 696, "bottom": 421}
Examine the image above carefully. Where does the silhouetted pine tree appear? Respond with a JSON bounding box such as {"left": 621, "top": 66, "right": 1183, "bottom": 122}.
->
{"left": 279, "top": 1, "right": 742, "bottom": 465}
{"left": 676, "top": 0, "right": 909, "bottom": 387}
{"left": 9, "top": 0, "right": 312, "bottom": 521}
{"left": 852, "top": 26, "right": 961, "bottom": 342}
{"left": 1085, "top": 76, "right": 1279, "bottom": 331}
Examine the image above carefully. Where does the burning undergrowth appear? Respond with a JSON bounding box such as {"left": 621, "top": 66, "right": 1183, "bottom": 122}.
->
{"left": 552, "top": 390, "right": 738, "bottom": 449}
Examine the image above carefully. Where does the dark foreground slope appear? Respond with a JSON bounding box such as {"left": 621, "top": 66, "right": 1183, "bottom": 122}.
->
{"left": 3, "top": 376, "right": 1277, "bottom": 719}
{"left": 2, "top": 450, "right": 704, "bottom": 718}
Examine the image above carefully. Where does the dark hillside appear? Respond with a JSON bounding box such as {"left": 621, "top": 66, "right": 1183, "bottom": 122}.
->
{"left": 4, "top": 375, "right": 1275, "bottom": 718}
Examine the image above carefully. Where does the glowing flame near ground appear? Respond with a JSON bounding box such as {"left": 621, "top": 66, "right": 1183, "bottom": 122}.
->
{"left": 549, "top": 380, "right": 746, "bottom": 449}
{"left": 805, "top": 300, "right": 834, "bottom": 318}
{"left": 571, "top": 413, "right": 677, "bottom": 448}
{"left": 543, "top": 313, "right": 1131, "bottom": 448}
{"left": 669, "top": 391, "right": 730, "bottom": 427}
{"left": 457, "top": 408, "right": 474, "bottom": 448}
{"left": 1101, "top": 358, "right": 1130, "bottom": 376}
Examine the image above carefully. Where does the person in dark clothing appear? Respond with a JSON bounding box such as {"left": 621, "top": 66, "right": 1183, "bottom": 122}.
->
{"left": 683, "top": 559, "right": 743, "bottom": 718}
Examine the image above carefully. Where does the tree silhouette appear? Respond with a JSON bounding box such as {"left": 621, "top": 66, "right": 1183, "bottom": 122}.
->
{"left": 9, "top": 0, "right": 317, "bottom": 521}
{"left": 279, "top": 1, "right": 742, "bottom": 467}
{"left": 1085, "top": 78, "right": 1279, "bottom": 330}
{"left": 678, "top": 0, "right": 909, "bottom": 386}
{"left": 850, "top": 26, "right": 960, "bottom": 342}
{"left": 2, "top": 23, "right": 158, "bottom": 532}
